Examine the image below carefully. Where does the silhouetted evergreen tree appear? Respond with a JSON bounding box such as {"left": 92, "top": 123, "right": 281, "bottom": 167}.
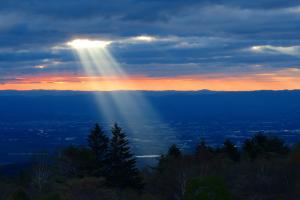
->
{"left": 243, "top": 133, "right": 289, "bottom": 160}
{"left": 156, "top": 145, "right": 181, "bottom": 174}
{"left": 88, "top": 123, "right": 109, "bottom": 167}
{"left": 167, "top": 144, "right": 181, "bottom": 158}
{"left": 195, "top": 139, "right": 215, "bottom": 160}
{"left": 196, "top": 139, "right": 213, "bottom": 154}
{"left": 223, "top": 139, "right": 240, "bottom": 161}
{"left": 106, "top": 123, "right": 143, "bottom": 191}
{"left": 243, "top": 138, "right": 257, "bottom": 160}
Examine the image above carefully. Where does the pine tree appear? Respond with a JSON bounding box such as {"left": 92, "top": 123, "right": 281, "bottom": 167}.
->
{"left": 87, "top": 123, "right": 109, "bottom": 174}
{"left": 167, "top": 144, "right": 181, "bottom": 158}
{"left": 242, "top": 133, "right": 289, "bottom": 160}
{"left": 195, "top": 139, "right": 215, "bottom": 160}
{"left": 106, "top": 123, "right": 143, "bottom": 190}
{"left": 223, "top": 139, "right": 240, "bottom": 161}
{"left": 196, "top": 139, "right": 210, "bottom": 154}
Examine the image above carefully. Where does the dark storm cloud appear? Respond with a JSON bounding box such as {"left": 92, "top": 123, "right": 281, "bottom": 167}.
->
{"left": 1, "top": 0, "right": 300, "bottom": 78}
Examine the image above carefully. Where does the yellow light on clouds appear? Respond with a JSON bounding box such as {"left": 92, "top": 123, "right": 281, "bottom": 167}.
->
{"left": 251, "top": 46, "right": 263, "bottom": 52}
{"left": 67, "top": 39, "right": 112, "bottom": 49}
{"left": 132, "top": 35, "right": 156, "bottom": 42}
{"left": 34, "top": 65, "right": 47, "bottom": 69}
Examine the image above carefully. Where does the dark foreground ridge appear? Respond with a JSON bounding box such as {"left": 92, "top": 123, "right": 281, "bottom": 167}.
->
{"left": 1, "top": 123, "right": 300, "bottom": 200}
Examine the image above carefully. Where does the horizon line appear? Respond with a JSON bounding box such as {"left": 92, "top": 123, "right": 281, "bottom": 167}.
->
{"left": 0, "top": 89, "right": 299, "bottom": 93}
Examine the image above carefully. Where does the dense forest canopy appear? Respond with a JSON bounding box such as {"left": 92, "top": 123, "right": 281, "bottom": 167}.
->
{"left": 1, "top": 123, "right": 300, "bottom": 200}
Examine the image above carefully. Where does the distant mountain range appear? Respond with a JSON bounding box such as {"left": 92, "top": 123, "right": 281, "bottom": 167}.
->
{"left": 0, "top": 90, "right": 299, "bottom": 124}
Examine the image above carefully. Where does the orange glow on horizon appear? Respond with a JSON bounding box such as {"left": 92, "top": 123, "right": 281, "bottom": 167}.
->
{"left": 0, "top": 71, "right": 300, "bottom": 91}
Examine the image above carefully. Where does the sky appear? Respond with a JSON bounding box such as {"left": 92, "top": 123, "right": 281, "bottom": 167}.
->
{"left": 1, "top": 0, "right": 300, "bottom": 91}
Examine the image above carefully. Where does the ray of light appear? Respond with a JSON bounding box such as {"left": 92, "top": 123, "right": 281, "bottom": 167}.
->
{"left": 74, "top": 51, "right": 117, "bottom": 123}
{"left": 68, "top": 39, "right": 176, "bottom": 155}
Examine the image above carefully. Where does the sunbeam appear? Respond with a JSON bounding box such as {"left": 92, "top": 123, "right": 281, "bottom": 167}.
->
{"left": 67, "top": 39, "right": 112, "bottom": 49}
{"left": 67, "top": 39, "right": 176, "bottom": 156}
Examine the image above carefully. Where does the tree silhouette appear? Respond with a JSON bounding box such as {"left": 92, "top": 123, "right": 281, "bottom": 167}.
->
{"left": 223, "top": 139, "right": 240, "bottom": 162}
{"left": 106, "top": 123, "right": 143, "bottom": 191}
{"left": 167, "top": 144, "right": 181, "bottom": 158}
{"left": 195, "top": 139, "right": 215, "bottom": 161}
{"left": 243, "top": 133, "right": 289, "bottom": 160}
{"left": 88, "top": 123, "right": 109, "bottom": 169}
{"left": 196, "top": 139, "right": 214, "bottom": 154}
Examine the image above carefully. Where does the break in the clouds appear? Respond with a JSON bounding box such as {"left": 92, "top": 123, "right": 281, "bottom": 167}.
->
{"left": 1, "top": 0, "right": 300, "bottom": 90}
{"left": 250, "top": 45, "right": 300, "bottom": 56}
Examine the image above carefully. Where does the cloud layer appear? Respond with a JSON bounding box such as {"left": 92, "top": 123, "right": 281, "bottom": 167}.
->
{"left": 1, "top": 0, "right": 300, "bottom": 90}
